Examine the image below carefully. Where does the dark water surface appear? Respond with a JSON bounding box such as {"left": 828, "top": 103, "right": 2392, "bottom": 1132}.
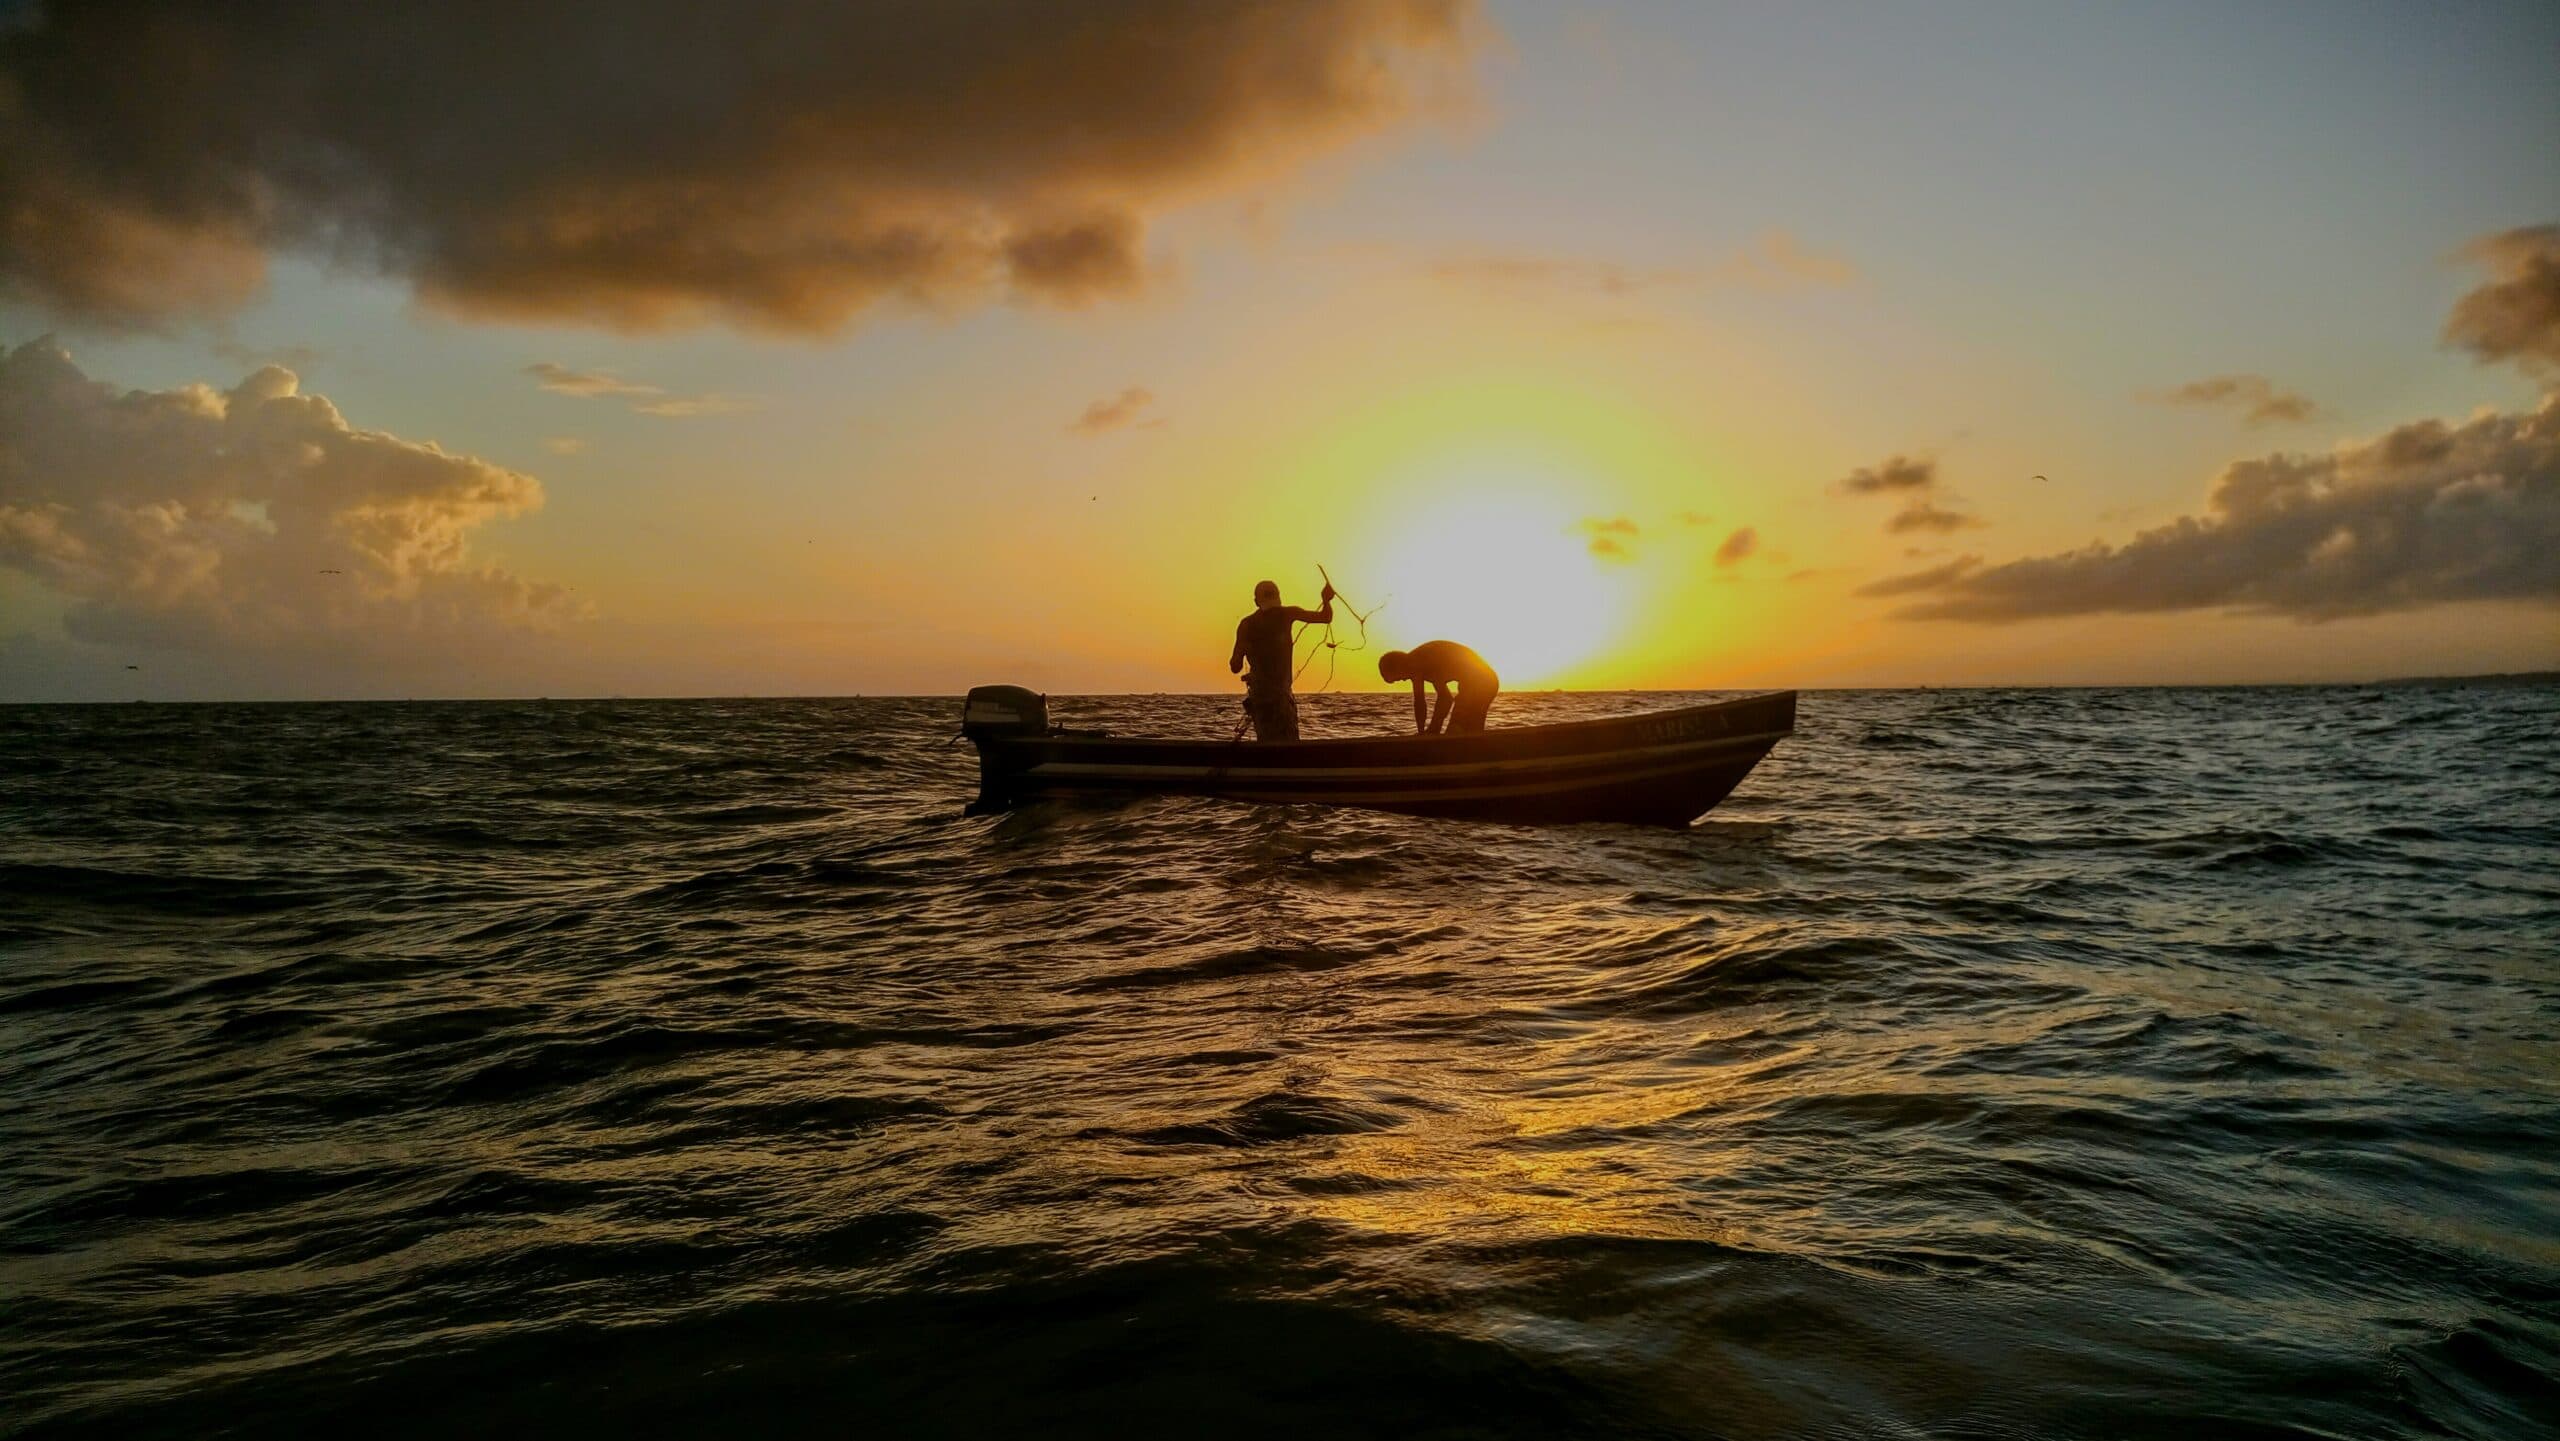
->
{"left": 4, "top": 687, "right": 2557, "bottom": 1439}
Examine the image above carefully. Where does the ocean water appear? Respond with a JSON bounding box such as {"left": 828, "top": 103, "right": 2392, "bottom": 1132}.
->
{"left": 2, "top": 686, "right": 2555, "bottom": 1439}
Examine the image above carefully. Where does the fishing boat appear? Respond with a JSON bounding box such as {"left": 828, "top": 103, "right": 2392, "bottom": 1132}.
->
{"left": 958, "top": 685, "right": 1796, "bottom": 826}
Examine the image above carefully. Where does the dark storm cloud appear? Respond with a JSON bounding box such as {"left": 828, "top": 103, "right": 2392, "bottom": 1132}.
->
{"left": 2144, "top": 373, "right": 2319, "bottom": 426}
{"left": 1861, "top": 395, "right": 2560, "bottom": 621}
{"left": 2443, "top": 225, "right": 2560, "bottom": 378}
{"left": 0, "top": 337, "right": 577, "bottom": 649}
{"left": 0, "top": 1, "right": 1480, "bottom": 332}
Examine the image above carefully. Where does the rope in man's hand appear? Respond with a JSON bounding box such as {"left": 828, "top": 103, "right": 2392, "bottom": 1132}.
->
{"left": 1231, "top": 564, "right": 1386, "bottom": 742}
{"left": 1294, "top": 563, "right": 1384, "bottom": 694}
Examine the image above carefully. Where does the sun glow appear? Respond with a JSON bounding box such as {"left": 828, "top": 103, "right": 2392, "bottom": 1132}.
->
{"left": 1357, "top": 482, "right": 1633, "bottom": 687}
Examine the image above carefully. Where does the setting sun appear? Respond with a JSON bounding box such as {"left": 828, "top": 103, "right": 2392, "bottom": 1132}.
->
{"left": 1359, "top": 483, "right": 1634, "bottom": 686}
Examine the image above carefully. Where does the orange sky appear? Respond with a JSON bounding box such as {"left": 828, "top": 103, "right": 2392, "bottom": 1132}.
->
{"left": 1, "top": 3, "right": 2554, "bottom": 700}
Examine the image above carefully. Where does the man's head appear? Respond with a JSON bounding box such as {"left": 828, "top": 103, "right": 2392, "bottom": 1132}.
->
{"left": 1253, "top": 579, "right": 1281, "bottom": 609}
{"left": 1378, "top": 650, "right": 1411, "bottom": 683}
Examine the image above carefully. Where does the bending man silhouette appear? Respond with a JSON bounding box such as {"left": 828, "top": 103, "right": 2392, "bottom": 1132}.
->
{"left": 1229, "top": 578, "right": 1333, "bottom": 741}
{"left": 1380, "top": 641, "right": 1499, "bottom": 735}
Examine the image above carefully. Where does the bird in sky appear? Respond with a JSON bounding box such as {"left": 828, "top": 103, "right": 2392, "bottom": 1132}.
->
{"left": 318, "top": 568, "right": 343, "bottom": 574}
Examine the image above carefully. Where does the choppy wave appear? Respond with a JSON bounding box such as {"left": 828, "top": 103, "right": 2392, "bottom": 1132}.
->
{"left": 2, "top": 686, "right": 2556, "bottom": 1438}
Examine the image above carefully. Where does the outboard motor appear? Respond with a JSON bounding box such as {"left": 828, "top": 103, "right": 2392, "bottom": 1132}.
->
{"left": 960, "top": 684, "right": 1048, "bottom": 740}
{"left": 960, "top": 685, "right": 1047, "bottom": 814}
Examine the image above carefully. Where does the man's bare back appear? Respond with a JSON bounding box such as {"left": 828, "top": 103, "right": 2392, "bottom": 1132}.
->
{"left": 1379, "top": 640, "right": 1499, "bottom": 734}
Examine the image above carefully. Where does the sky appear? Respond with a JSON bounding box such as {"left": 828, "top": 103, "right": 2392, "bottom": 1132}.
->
{"left": 2, "top": 0, "right": 2555, "bottom": 701}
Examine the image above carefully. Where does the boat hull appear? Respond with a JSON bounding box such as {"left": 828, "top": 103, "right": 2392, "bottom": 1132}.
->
{"left": 965, "top": 691, "right": 1795, "bottom": 826}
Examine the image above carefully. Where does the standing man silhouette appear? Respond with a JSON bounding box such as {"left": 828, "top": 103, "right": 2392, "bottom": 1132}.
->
{"left": 1229, "top": 578, "right": 1333, "bottom": 741}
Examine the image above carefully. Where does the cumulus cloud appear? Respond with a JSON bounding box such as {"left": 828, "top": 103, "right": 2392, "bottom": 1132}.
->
{"left": 1715, "top": 230, "right": 1859, "bottom": 290}
{"left": 1677, "top": 509, "right": 1714, "bottom": 527}
{"left": 2444, "top": 225, "right": 2560, "bottom": 378}
{"left": 0, "top": 337, "right": 576, "bottom": 650}
{"left": 1862, "top": 227, "right": 2560, "bottom": 624}
{"left": 1068, "top": 387, "right": 1158, "bottom": 436}
{"left": 2144, "top": 373, "right": 2319, "bottom": 425}
{"left": 526, "top": 362, "right": 759, "bottom": 418}
{"left": 0, "top": 1, "right": 1480, "bottom": 333}
{"left": 1861, "top": 395, "right": 2560, "bottom": 621}
{"left": 1715, "top": 526, "right": 1758, "bottom": 566}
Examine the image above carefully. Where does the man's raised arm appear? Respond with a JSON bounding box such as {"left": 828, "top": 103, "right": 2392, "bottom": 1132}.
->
{"left": 1287, "top": 586, "right": 1335, "bottom": 626}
